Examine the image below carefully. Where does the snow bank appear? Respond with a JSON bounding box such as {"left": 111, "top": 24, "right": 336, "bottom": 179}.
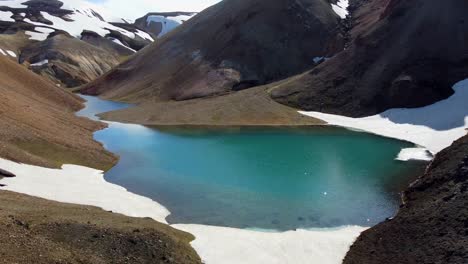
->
{"left": 174, "top": 224, "right": 366, "bottom": 264}
{"left": 110, "top": 38, "right": 136, "bottom": 52}
{"left": 25, "top": 27, "right": 55, "bottom": 41}
{"left": 6, "top": 50, "right": 16, "bottom": 57}
{"left": 331, "top": 0, "right": 349, "bottom": 19}
{"left": 396, "top": 148, "right": 433, "bottom": 161}
{"left": 0, "top": 0, "right": 26, "bottom": 8}
{"left": 0, "top": 158, "right": 170, "bottom": 223}
{"left": 300, "top": 79, "right": 468, "bottom": 157}
{"left": 30, "top": 59, "right": 49, "bottom": 67}
{"left": 146, "top": 14, "right": 194, "bottom": 37}
{"left": 0, "top": 10, "right": 14, "bottom": 22}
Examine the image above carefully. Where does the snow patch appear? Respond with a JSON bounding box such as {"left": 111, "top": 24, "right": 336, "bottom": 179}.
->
{"left": 0, "top": 158, "right": 170, "bottom": 223}
{"left": 25, "top": 27, "right": 55, "bottom": 41}
{"left": 0, "top": 10, "right": 14, "bottom": 22}
{"left": 396, "top": 148, "right": 433, "bottom": 161}
{"left": 6, "top": 50, "right": 16, "bottom": 57}
{"left": 135, "top": 29, "right": 153, "bottom": 41}
{"left": 300, "top": 78, "right": 468, "bottom": 155}
{"left": 146, "top": 14, "right": 194, "bottom": 37}
{"left": 0, "top": 0, "right": 27, "bottom": 8}
{"left": 331, "top": 0, "right": 349, "bottom": 19}
{"left": 109, "top": 37, "right": 136, "bottom": 52}
{"left": 174, "top": 224, "right": 366, "bottom": 264}
{"left": 30, "top": 59, "right": 49, "bottom": 67}
{"left": 0, "top": 49, "right": 6, "bottom": 56}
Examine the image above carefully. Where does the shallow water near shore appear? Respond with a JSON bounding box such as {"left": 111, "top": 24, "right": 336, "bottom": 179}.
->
{"left": 78, "top": 95, "right": 426, "bottom": 231}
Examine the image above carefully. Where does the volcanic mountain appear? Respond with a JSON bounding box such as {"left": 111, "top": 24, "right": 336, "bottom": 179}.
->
{"left": 82, "top": 0, "right": 345, "bottom": 102}
{"left": 0, "top": 0, "right": 155, "bottom": 87}
{"left": 271, "top": 0, "right": 468, "bottom": 117}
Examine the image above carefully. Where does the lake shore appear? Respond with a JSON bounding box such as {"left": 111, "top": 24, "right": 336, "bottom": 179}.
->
{"left": 1, "top": 79, "right": 465, "bottom": 263}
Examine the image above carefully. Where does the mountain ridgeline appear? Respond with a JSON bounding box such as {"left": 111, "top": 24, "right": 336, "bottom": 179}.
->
{"left": 271, "top": 0, "right": 468, "bottom": 117}
{"left": 81, "top": 0, "right": 345, "bottom": 102}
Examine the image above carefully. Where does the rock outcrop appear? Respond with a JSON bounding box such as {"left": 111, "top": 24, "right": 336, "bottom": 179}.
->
{"left": 0, "top": 168, "right": 15, "bottom": 178}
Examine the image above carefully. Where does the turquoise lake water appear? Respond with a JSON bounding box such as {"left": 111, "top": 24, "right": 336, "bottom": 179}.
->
{"left": 78, "top": 95, "right": 426, "bottom": 231}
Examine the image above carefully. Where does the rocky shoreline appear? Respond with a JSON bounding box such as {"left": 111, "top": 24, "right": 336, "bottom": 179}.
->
{"left": 344, "top": 134, "right": 468, "bottom": 263}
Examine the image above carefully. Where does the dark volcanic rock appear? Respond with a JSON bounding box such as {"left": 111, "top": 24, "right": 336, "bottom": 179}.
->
{"left": 0, "top": 168, "right": 15, "bottom": 178}
{"left": 82, "top": 0, "right": 345, "bottom": 102}
{"left": 271, "top": 0, "right": 468, "bottom": 117}
{"left": 81, "top": 30, "right": 134, "bottom": 57}
{"left": 344, "top": 134, "right": 468, "bottom": 264}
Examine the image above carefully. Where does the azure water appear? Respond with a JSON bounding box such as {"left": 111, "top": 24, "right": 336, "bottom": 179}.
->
{"left": 78, "top": 95, "right": 425, "bottom": 231}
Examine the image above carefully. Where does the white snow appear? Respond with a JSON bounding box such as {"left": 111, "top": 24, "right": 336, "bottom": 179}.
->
{"left": 0, "top": 10, "right": 14, "bottom": 22}
{"left": 174, "top": 224, "right": 365, "bottom": 264}
{"left": 300, "top": 79, "right": 468, "bottom": 158}
{"left": 135, "top": 29, "right": 153, "bottom": 42}
{"left": 396, "top": 148, "right": 433, "bottom": 161}
{"left": 0, "top": 0, "right": 27, "bottom": 8}
{"left": 0, "top": 48, "right": 6, "bottom": 55}
{"left": 6, "top": 50, "right": 16, "bottom": 57}
{"left": 30, "top": 59, "right": 49, "bottom": 67}
{"left": 331, "top": 0, "right": 349, "bottom": 19}
{"left": 25, "top": 11, "right": 135, "bottom": 39}
{"left": 25, "top": 27, "right": 55, "bottom": 41}
{"left": 0, "top": 158, "right": 170, "bottom": 222}
{"left": 146, "top": 14, "right": 194, "bottom": 37}
{"left": 109, "top": 37, "right": 136, "bottom": 52}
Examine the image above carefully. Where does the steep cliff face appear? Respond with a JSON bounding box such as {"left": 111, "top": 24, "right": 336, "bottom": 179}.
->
{"left": 344, "top": 134, "right": 468, "bottom": 264}
{"left": 271, "top": 0, "right": 468, "bottom": 117}
{"left": 81, "top": 0, "right": 345, "bottom": 102}
{"left": 0, "top": 55, "right": 117, "bottom": 170}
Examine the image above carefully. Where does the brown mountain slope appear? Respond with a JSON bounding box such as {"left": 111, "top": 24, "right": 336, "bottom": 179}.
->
{"left": 97, "top": 86, "right": 322, "bottom": 126}
{"left": 0, "top": 56, "right": 116, "bottom": 170}
{"left": 0, "top": 191, "right": 201, "bottom": 264}
{"left": 344, "top": 134, "right": 468, "bottom": 264}
{"left": 20, "top": 33, "right": 123, "bottom": 88}
{"left": 81, "top": 0, "right": 345, "bottom": 102}
{"left": 271, "top": 0, "right": 468, "bottom": 117}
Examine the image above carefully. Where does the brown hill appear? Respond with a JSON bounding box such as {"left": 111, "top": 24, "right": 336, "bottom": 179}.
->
{"left": 20, "top": 33, "right": 123, "bottom": 87}
{"left": 0, "top": 191, "right": 201, "bottom": 264}
{"left": 0, "top": 55, "right": 116, "bottom": 170}
{"left": 271, "top": 0, "right": 468, "bottom": 117}
{"left": 81, "top": 0, "right": 345, "bottom": 103}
